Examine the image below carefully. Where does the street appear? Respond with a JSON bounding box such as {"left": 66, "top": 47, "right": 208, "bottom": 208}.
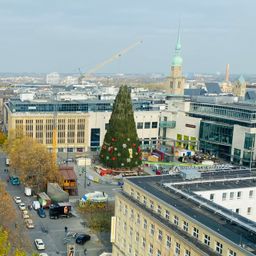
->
{"left": 0, "top": 153, "right": 110, "bottom": 256}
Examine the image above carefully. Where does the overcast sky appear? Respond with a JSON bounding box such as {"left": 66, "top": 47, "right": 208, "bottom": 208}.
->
{"left": 0, "top": 0, "right": 255, "bottom": 74}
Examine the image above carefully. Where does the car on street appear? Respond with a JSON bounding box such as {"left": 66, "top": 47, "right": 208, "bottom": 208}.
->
{"left": 25, "top": 219, "right": 35, "bottom": 229}
{"left": 39, "top": 253, "right": 48, "bottom": 256}
{"left": 75, "top": 233, "right": 91, "bottom": 245}
{"left": 9, "top": 176, "right": 20, "bottom": 185}
{"left": 37, "top": 208, "right": 46, "bottom": 218}
{"left": 19, "top": 203, "right": 26, "bottom": 211}
{"left": 23, "top": 212, "right": 30, "bottom": 219}
{"left": 13, "top": 196, "right": 22, "bottom": 204}
{"left": 34, "top": 239, "right": 45, "bottom": 250}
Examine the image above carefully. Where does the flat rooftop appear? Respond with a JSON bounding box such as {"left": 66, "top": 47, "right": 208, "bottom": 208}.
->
{"left": 126, "top": 170, "right": 256, "bottom": 255}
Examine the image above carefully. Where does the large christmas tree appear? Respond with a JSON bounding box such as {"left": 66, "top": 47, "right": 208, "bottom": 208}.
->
{"left": 99, "top": 85, "right": 142, "bottom": 169}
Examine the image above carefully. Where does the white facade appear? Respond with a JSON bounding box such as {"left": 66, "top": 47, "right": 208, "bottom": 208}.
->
{"left": 194, "top": 183, "right": 256, "bottom": 222}
{"left": 46, "top": 72, "right": 60, "bottom": 85}
{"left": 88, "top": 111, "right": 160, "bottom": 147}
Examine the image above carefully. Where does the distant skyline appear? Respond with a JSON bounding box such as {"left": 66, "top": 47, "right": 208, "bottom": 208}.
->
{"left": 0, "top": 0, "right": 255, "bottom": 75}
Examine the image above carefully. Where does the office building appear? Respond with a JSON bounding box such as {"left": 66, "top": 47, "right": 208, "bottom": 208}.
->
{"left": 3, "top": 98, "right": 161, "bottom": 153}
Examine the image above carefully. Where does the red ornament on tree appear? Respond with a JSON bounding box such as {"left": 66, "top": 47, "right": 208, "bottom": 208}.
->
{"left": 132, "top": 143, "right": 136, "bottom": 148}
{"left": 137, "top": 146, "right": 141, "bottom": 153}
{"left": 112, "top": 157, "right": 116, "bottom": 161}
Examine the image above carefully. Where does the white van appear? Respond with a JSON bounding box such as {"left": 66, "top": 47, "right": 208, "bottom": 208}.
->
{"left": 32, "top": 201, "right": 40, "bottom": 210}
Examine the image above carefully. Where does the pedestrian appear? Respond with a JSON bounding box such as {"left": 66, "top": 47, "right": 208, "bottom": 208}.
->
{"left": 65, "top": 226, "right": 68, "bottom": 233}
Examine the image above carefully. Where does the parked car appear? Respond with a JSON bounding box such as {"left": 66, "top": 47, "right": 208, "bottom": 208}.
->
{"left": 75, "top": 234, "right": 91, "bottom": 245}
{"left": 37, "top": 208, "right": 46, "bottom": 218}
{"left": 19, "top": 203, "right": 26, "bottom": 211}
{"left": 34, "top": 239, "right": 45, "bottom": 250}
{"left": 13, "top": 196, "right": 22, "bottom": 204}
{"left": 39, "top": 253, "right": 48, "bottom": 256}
{"left": 10, "top": 176, "right": 20, "bottom": 185}
{"left": 23, "top": 212, "right": 30, "bottom": 219}
{"left": 25, "top": 219, "right": 35, "bottom": 229}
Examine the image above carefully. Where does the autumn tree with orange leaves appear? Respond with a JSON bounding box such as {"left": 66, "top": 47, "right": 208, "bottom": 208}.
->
{"left": 4, "top": 136, "right": 62, "bottom": 192}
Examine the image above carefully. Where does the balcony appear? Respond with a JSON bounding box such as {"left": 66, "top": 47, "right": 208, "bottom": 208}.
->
{"left": 159, "top": 121, "right": 176, "bottom": 128}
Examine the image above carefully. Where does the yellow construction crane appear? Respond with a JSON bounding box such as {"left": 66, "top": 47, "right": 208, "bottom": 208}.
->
{"left": 78, "top": 40, "right": 143, "bottom": 84}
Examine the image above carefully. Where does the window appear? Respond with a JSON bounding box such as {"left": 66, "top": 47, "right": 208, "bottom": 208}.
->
{"left": 215, "top": 241, "right": 223, "bottom": 254}
{"left": 130, "top": 226, "right": 133, "bottom": 236}
{"left": 175, "top": 242, "right": 180, "bottom": 255}
{"left": 144, "top": 219, "right": 147, "bottom": 229}
{"left": 249, "top": 190, "right": 254, "bottom": 198}
{"left": 124, "top": 205, "right": 128, "bottom": 215}
{"left": 204, "top": 234, "right": 210, "bottom": 246}
{"left": 235, "top": 208, "right": 239, "bottom": 214}
{"left": 157, "top": 205, "right": 162, "bottom": 215}
{"left": 210, "top": 193, "right": 214, "bottom": 201}
{"left": 130, "top": 209, "right": 134, "bottom": 218}
{"left": 247, "top": 207, "right": 252, "bottom": 215}
{"left": 149, "top": 244, "right": 153, "bottom": 256}
{"left": 174, "top": 215, "right": 179, "bottom": 226}
{"left": 150, "top": 200, "right": 154, "bottom": 210}
{"left": 105, "top": 123, "right": 109, "bottom": 130}
{"left": 230, "top": 192, "right": 234, "bottom": 200}
{"left": 158, "top": 230, "right": 163, "bottom": 241}
{"left": 136, "top": 232, "right": 139, "bottom": 242}
{"left": 237, "top": 191, "right": 242, "bottom": 199}
{"left": 166, "top": 235, "right": 171, "bottom": 249}
{"left": 244, "top": 133, "right": 255, "bottom": 150}
{"left": 136, "top": 192, "right": 140, "bottom": 200}
{"left": 165, "top": 210, "right": 170, "bottom": 220}
{"left": 185, "top": 249, "right": 191, "bottom": 256}
{"left": 137, "top": 122, "right": 143, "bottom": 129}
{"left": 123, "top": 221, "right": 127, "bottom": 231}
{"left": 129, "top": 244, "right": 132, "bottom": 254}
{"left": 222, "top": 192, "right": 227, "bottom": 201}
{"left": 142, "top": 237, "right": 146, "bottom": 248}
{"left": 143, "top": 196, "right": 147, "bottom": 205}
{"left": 193, "top": 227, "right": 199, "bottom": 239}
{"left": 150, "top": 224, "right": 155, "bottom": 236}
{"left": 137, "top": 213, "right": 140, "bottom": 224}
{"left": 152, "top": 122, "right": 158, "bottom": 128}
{"left": 131, "top": 188, "right": 134, "bottom": 197}
{"left": 228, "top": 249, "right": 237, "bottom": 256}
{"left": 144, "top": 122, "right": 150, "bottom": 129}
{"left": 183, "top": 221, "right": 189, "bottom": 232}
{"left": 156, "top": 249, "right": 161, "bottom": 256}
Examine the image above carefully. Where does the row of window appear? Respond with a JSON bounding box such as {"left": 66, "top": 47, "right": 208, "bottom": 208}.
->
{"left": 137, "top": 122, "right": 158, "bottom": 129}
{"left": 127, "top": 189, "right": 238, "bottom": 256}
{"left": 209, "top": 190, "right": 255, "bottom": 201}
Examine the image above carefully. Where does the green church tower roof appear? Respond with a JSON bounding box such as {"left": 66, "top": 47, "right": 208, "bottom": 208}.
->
{"left": 172, "top": 27, "right": 183, "bottom": 67}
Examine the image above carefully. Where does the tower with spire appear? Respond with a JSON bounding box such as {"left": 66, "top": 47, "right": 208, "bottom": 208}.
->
{"left": 169, "top": 27, "right": 186, "bottom": 95}
{"left": 233, "top": 75, "right": 246, "bottom": 98}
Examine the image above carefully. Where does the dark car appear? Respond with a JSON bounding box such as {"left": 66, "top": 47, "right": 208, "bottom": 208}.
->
{"left": 37, "top": 208, "right": 46, "bottom": 218}
{"left": 75, "top": 234, "right": 91, "bottom": 245}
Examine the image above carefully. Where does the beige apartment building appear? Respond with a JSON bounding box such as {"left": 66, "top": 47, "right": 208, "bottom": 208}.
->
{"left": 111, "top": 174, "right": 256, "bottom": 256}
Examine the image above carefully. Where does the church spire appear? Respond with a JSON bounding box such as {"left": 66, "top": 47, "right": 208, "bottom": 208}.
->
{"left": 172, "top": 25, "right": 183, "bottom": 67}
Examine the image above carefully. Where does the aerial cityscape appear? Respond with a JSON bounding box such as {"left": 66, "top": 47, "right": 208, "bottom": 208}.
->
{"left": 0, "top": 1, "right": 256, "bottom": 256}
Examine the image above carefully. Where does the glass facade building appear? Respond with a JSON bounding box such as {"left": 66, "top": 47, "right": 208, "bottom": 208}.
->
{"left": 189, "top": 102, "right": 256, "bottom": 164}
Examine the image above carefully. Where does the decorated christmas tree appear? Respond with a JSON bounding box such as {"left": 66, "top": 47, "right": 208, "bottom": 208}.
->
{"left": 99, "top": 85, "right": 142, "bottom": 169}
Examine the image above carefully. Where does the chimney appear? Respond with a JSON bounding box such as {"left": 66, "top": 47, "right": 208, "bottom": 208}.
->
{"left": 225, "top": 64, "right": 230, "bottom": 82}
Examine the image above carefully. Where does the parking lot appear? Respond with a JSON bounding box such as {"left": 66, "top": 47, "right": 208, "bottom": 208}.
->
{"left": 0, "top": 153, "right": 107, "bottom": 256}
